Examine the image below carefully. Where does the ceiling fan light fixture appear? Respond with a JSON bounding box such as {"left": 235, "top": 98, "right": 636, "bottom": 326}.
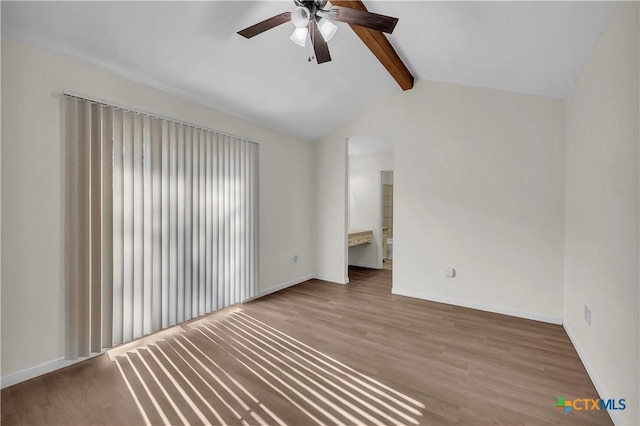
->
{"left": 317, "top": 17, "right": 337, "bottom": 42}
{"left": 290, "top": 27, "right": 308, "bottom": 47}
{"left": 291, "top": 6, "right": 311, "bottom": 28}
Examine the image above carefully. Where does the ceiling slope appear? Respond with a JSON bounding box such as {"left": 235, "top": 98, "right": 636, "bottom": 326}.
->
{"left": 1, "top": 1, "right": 617, "bottom": 141}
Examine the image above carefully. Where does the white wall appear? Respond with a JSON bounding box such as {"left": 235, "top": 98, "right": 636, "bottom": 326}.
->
{"left": 564, "top": 3, "right": 639, "bottom": 425}
{"left": 313, "top": 131, "right": 348, "bottom": 284}
{"left": 1, "top": 38, "right": 315, "bottom": 378}
{"left": 0, "top": 34, "right": 3, "bottom": 382}
{"left": 348, "top": 151, "right": 393, "bottom": 268}
{"left": 315, "top": 79, "right": 565, "bottom": 323}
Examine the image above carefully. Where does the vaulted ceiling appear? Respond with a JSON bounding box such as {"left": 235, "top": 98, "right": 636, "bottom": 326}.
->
{"left": 1, "top": 1, "right": 616, "bottom": 141}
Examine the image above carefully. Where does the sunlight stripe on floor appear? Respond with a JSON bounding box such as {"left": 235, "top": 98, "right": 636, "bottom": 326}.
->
{"left": 124, "top": 352, "right": 172, "bottom": 426}
{"left": 215, "top": 320, "right": 389, "bottom": 426}
{"left": 196, "top": 325, "right": 332, "bottom": 426}
{"left": 134, "top": 349, "right": 190, "bottom": 425}
{"left": 237, "top": 311, "right": 425, "bottom": 409}
{"left": 146, "top": 344, "right": 218, "bottom": 425}
{"left": 224, "top": 317, "right": 417, "bottom": 425}
{"left": 177, "top": 335, "right": 288, "bottom": 426}
{"left": 114, "top": 357, "right": 153, "bottom": 426}
{"left": 166, "top": 338, "right": 247, "bottom": 418}
{"left": 231, "top": 313, "right": 422, "bottom": 421}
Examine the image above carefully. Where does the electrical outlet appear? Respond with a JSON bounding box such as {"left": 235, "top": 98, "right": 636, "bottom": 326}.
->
{"left": 445, "top": 267, "right": 455, "bottom": 278}
{"left": 584, "top": 305, "right": 591, "bottom": 326}
{"left": 291, "top": 255, "right": 299, "bottom": 265}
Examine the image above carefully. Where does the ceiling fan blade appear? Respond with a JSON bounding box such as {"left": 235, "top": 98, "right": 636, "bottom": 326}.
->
{"left": 329, "top": 6, "right": 398, "bottom": 34}
{"left": 310, "top": 20, "right": 332, "bottom": 64}
{"left": 327, "top": 0, "right": 413, "bottom": 90}
{"left": 238, "top": 12, "right": 291, "bottom": 39}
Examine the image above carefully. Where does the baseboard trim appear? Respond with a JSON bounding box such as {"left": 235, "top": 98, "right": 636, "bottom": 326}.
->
{"left": 258, "top": 274, "right": 315, "bottom": 298}
{"left": 391, "top": 287, "right": 563, "bottom": 325}
{"left": 314, "top": 274, "right": 348, "bottom": 285}
{"left": 563, "top": 322, "right": 618, "bottom": 425}
{"left": 3, "top": 273, "right": 331, "bottom": 388}
{"left": 1, "top": 353, "right": 101, "bottom": 389}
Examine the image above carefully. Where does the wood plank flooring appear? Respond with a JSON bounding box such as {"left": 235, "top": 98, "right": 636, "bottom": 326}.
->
{"left": 1, "top": 267, "right": 612, "bottom": 425}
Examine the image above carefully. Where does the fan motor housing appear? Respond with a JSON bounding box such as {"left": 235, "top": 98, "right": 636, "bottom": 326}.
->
{"left": 296, "top": 0, "right": 328, "bottom": 12}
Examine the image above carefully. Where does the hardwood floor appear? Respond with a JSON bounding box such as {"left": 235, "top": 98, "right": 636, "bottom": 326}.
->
{"left": 1, "top": 267, "right": 611, "bottom": 425}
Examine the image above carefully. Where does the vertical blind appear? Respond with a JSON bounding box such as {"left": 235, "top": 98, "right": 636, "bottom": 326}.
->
{"left": 64, "top": 95, "right": 259, "bottom": 359}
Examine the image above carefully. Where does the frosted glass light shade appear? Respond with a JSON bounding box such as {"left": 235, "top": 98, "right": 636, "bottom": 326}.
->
{"left": 290, "top": 27, "right": 308, "bottom": 47}
{"left": 291, "top": 6, "right": 311, "bottom": 28}
{"left": 317, "top": 17, "right": 337, "bottom": 42}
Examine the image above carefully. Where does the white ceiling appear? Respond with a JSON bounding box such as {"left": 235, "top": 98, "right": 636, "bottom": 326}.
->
{"left": 1, "top": 1, "right": 616, "bottom": 141}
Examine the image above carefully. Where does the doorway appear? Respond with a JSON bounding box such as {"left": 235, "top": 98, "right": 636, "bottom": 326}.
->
{"left": 346, "top": 133, "right": 393, "bottom": 281}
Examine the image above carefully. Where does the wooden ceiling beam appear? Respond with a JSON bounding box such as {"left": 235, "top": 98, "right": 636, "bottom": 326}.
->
{"left": 330, "top": 0, "right": 414, "bottom": 90}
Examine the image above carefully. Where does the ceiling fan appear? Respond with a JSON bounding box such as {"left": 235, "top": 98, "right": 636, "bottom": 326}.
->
{"left": 237, "top": 0, "right": 399, "bottom": 65}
